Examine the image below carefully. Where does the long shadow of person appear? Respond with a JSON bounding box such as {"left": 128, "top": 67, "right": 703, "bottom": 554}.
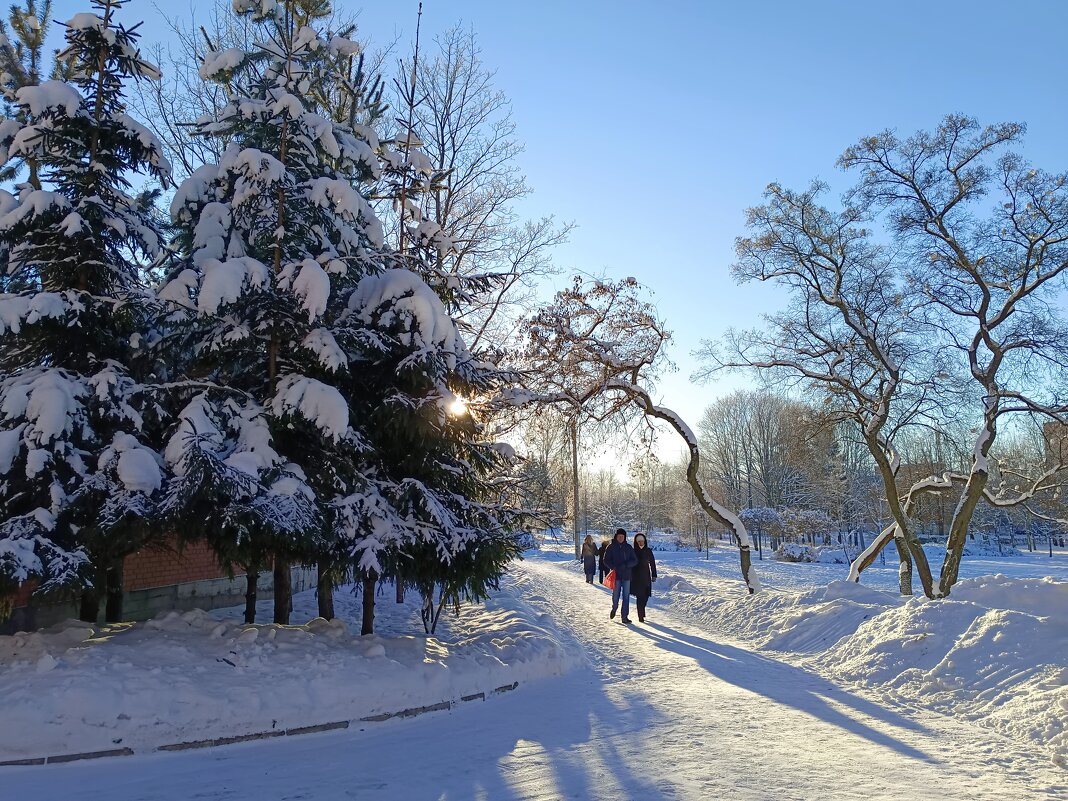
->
{"left": 632, "top": 620, "right": 935, "bottom": 763}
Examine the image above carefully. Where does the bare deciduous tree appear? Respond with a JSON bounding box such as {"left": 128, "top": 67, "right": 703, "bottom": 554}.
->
{"left": 398, "top": 25, "right": 571, "bottom": 351}
{"left": 840, "top": 115, "right": 1068, "bottom": 595}
{"left": 519, "top": 277, "right": 762, "bottom": 593}
{"left": 701, "top": 181, "right": 940, "bottom": 595}
{"left": 715, "top": 116, "right": 1068, "bottom": 597}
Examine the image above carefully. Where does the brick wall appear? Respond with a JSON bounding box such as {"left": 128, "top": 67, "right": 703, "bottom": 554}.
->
{"left": 10, "top": 580, "right": 35, "bottom": 608}
{"left": 4, "top": 537, "right": 231, "bottom": 620}
{"left": 123, "top": 539, "right": 230, "bottom": 591}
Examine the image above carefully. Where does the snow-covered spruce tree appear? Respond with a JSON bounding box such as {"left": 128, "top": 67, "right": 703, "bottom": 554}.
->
{"left": 0, "top": 0, "right": 170, "bottom": 621}
{"left": 338, "top": 73, "right": 526, "bottom": 634}
{"left": 0, "top": 0, "right": 77, "bottom": 187}
{"left": 341, "top": 265, "right": 525, "bottom": 634}
{"left": 155, "top": 0, "right": 390, "bottom": 624}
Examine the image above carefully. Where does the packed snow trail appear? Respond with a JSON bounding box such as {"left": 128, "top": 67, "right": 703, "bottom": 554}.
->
{"left": 6, "top": 556, "right": 1065, "bottom": 801}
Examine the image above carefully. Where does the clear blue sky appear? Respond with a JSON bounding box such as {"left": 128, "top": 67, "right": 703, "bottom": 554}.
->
{"left": 345, "top": 0, "right": 1068, "bottom": 463}
{"left": 53, "top": 0, "right": 1068, "bottom": 462}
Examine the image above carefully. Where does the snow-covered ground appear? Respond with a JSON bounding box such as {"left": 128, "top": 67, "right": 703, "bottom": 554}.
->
{"left": 600, "top": 545, "right": 1068, "bottom": 767}
{"left": 2, "top": 545, "right": 1066, "bottom": 800}
{"left": 0, "top": 574, "right": 578, "bottom": 760}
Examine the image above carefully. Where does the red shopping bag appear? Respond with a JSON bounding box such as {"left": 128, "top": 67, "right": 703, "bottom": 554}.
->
{"left": 604, "top": 569, "right": 617, "bottom": 590}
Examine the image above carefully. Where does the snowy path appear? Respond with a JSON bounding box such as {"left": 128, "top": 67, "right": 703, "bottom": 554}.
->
{"left": 7, "top": 557, "right": 1065, "bottom": 801}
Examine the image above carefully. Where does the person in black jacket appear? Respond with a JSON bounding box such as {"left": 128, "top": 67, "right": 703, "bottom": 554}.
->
{"left": 602, "top": 528, "right": 638, "bottom": 623}
{"left": 597, "top": 539, "right": 609, "bottom": 584}
{"left": 580, "top": 535, "right": 598, "bottom": 583}
{"left": 629, "top": 533, "right": 658, "bottom": 623}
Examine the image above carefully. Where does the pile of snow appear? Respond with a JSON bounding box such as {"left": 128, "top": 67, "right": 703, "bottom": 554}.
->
{"left": 660, "top": 565, "right": 1068, "bottom": 766}
{"left": 813, "top": 576, "right": 1068, "bottom": 765}
{"left": 0, "top": 573, "right": 580, "bottom": 760}
{"left": 659, "top": 574, "right": 699, "bottom": 593}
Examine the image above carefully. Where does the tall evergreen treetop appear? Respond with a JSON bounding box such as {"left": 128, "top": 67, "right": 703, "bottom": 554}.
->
{"left": 0, "top": 0, "right": 169, "bottom": 600}
{"left": 154, "top": 0, "right": 397, "bottom": 616}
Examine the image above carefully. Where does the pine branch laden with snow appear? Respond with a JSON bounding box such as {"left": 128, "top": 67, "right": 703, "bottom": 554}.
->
{"left": 336, "top": 263, "right": 526, "bottom": 612}
{"left": 0, "top": 1, "right": 170, "bottom": 601}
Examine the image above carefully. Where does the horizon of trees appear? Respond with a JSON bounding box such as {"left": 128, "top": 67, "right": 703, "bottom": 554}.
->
{"left": 525, "top": 387, "right": 1068, "bottom": 552}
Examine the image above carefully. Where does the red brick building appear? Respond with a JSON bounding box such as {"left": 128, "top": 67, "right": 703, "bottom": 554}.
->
{"left": 2, "top": 538, "right": 315, "bottom": 634}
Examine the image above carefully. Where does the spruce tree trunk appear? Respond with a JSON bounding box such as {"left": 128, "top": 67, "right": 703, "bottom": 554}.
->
{"left": 78, "top": 591, "right": 99, "bottom": 624}
{"left": 361, "top": 574, "right": 376, "bottom": 635}
{"left": 104, "top": 558, "right": 124, "bottom": 622}
{"left": 273, "top": 557, "right": 292, "bottom": 624}
{"left": 317, "top": 558, "right": 334, "bottom": 620}
{"left": 244, "top": 565, "right": 259, "bottom": 624}
{"left": 79, "top": 562, "right": 106, "bottom": 623}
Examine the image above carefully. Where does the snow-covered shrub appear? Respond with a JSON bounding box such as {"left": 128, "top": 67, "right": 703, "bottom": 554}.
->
{"left": 774, "top": 543, "right": 859, "bottom": 564}
{"left": 780, "top": 508, "right": 837, "bottom": 544}
{"left": 775, "top": 542, "right": 814, "bottom": 562}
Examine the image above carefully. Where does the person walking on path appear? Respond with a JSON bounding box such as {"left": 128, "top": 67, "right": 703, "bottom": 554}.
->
{"left": 602, "top": 528, "right": 638, "bottom": 623}
{"left": 597, "top": 539, "right": 609, "bottom": 584}
{"left": 580, "top": 535, "right": 598, "bottom": 584}
{"left": 630, "top": 533, "right": 657, "bottom": 623}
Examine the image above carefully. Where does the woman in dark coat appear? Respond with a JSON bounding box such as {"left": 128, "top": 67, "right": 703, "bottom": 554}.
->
{"left": 580, "top": 535, "right": 598, "bottom": 584}
{"left": 629, "top": 533, "right": 657, "bottom": 623}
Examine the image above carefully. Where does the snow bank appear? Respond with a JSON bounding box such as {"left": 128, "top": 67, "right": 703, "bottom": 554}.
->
{"left": 812, "top": 576, "right": 1068, "bottom": 764}
{"left": 0, "top": 573, "right": 580, "bottom": 761}
{"left": 660, "top": 564, "right": 1068, "bottom": 766}
{"left": 659, "top": 574, "right": 699, "bottom": 593}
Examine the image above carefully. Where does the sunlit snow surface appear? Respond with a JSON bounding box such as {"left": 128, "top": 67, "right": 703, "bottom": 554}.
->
{"left": 2, "top": 542, "right": 1066, "bottom": 800}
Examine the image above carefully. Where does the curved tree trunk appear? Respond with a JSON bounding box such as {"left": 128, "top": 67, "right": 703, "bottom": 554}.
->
{"left": 616, "top": 382, "right": 761, "bottom": 593}
{"left": 893, "top": 537, "right": 913, "bottom": 596}
{"left": 861, "top": 438, "right": 935, "bottom": 597}
{"left": 940, "top": 469, "right": 989, "bottom": 596}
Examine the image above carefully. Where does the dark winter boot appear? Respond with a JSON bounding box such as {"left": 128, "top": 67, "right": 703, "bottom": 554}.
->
{"left": 610, "top": 607, "right": 616, "bottom": 619}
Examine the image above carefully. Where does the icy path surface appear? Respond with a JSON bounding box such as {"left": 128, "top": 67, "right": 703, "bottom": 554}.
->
{"left": 9, "top": 558, "right": 1066, "bottom": 801}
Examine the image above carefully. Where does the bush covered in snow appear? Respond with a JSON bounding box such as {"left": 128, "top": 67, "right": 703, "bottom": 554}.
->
{"left": 775, "top": 542, "right": 859, "bottom": 564}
